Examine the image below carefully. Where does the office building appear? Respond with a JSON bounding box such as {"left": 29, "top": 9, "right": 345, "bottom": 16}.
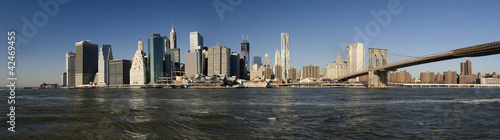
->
{"left": 190, "top": 32, "right": 203, "bottom": 51}
{"left": 170, "top": 26, "right": 176, "bottom": 49}
{"left": 185, "top": 50, "right": 200, "bottom": 79}
{"left": 303, "top": 64, "right": 320, "bottom": 80}
{"left": 61, "top": 72, "right": 67, "bottom": 86}
{"left": 97, "top": 45, "right": 113, "bottom": 86}
{"left": 65, "top": 51, "right": 75, "bottom": 87}
{"left": 207, "top": 46, "right": 231, "bottom": 77}
{"left": 230, "top": 52, "right": 240, "bottom": 79}
{"left": 281, "top": 33, "right": 290, "bottom": 79}
{"left": 164, "top": 51, "right": 175, "bottom": 78}
{"left": 75, "top": 40, "right": 98, "bottom": 86}
{"left": 326, "top": 52, "right": 348, "bottom": 79}
{"left": 288, "top": 67, "right": 298, "bottom": 82}
{"left": 264, "top": 53, "right": 270, "bottom": 67}
{"left": 347, "top": 43, "right": 365, "bottom": 81}
{"left": 253, "top": 56, "right": 262, "bottom": 70}
{"left": 163, "top": 36, "right": 170, "bottom": 51}
{"left": 460, "top": 60, "right": 472, "bottom": 75}
{"left": 148, "top": 33, "right": 165, "bottom": 84}
{"left": 202, "top": 47, "right": 208, "bottom": 75}
{"left": 109, "top": 59, "right": 131, "bottom": 85}
{"left": 130, "top": 39, "right": 148, "bottom": 85}
{"left": 239, "top": 56, "right": 248, "bottom": 79}
{"left": 241, "top": 40, "right": 250, "bottom": 72}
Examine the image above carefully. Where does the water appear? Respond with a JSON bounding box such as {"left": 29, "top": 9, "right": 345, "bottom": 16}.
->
{"left": 1, "top": 88, "right": 500, "bottom": 139}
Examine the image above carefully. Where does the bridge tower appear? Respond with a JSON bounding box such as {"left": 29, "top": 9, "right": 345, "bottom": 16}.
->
{"left": 368, "top": 48, "right": 389, "bottom": 88}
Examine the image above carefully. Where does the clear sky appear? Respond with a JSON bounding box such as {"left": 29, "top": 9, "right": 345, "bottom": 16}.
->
{"left": 1, "top": 0, "right": 500, "bottom": 87}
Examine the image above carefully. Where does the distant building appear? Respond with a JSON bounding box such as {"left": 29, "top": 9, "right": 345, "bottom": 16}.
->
{"left": 230, "top": 52, "right": 240, "bottom": 79}
{"left": 241, "top": 39, "right": 250, "bottom": 72}
{"left": 97, "top": 45, "right": 113, "bottom": 86}
{"left": 130, "top": 39, "right": 148, "bottom": 85}
{"left": 460, "top": 60, "right": 472, "bottom": 75}
{"left": 249, "top": 65, "right": 271, "bottom": 81}
{"left": 201, "top": 47, "right": 208, "bottom": 75}
{"left": 347, "top": 43, "right": 365, "bottom": 82}
{"left": 190, "top": 32, "right": 203, "bottom": 51}
{"left": 253, "top": 56, "right": 261, "bottom": 70}
{"left": 281, "top": 33, "right": 290, "bottom": 79}
{"left": 326, "top": 52, "right": 348, "bottom": 79}
{"left": 479, "top": 78, "right": 500, "bottom": 84}
{"left": 148, "top": 34, "right": 165, "bottom": 84}
{"left": 273, "top": 65, "right": 282, "bottom": 80}
{"left": 264, "top": 53, "right": 270, "bottom": 67}
{"left": 388, "top": 70, "right": 412, "bottom": 83}
{"left": 109, "top": 59, "right": 131, "bottom": 85}
{"left": 61, "top": 72, "right": 67, "bottom": 86}
{"left": 163, "top": 36, "right": 170, "bottom": 51}
{"left": 170, "top": 26, "right": 177, "bottom": 49}
{"left": 207, "top": 46, "right": 231, "bottom": 77}
{"left": 303, "top": 64, "right": 320, "bottom": 80}
{"left": 443, "top": 70, "right": 458, "bottom": 84}
{"left": 75, "top": 40, "right": 98, "bottom": 86}
{"left": 288, "top": 67, "right": 298, "bottom": 82}
{"left": 184, "top": 50, "right": 200, "bottom": 79}
{"left": 419, "top": 71, "right": 435, "bottom": 83}
{"left": 239, "top": 56, "right": 248, "bottom": 80}
{"left": 164, "top": 51, "right": 175, "bottom": 78}
{"left": 65, "top": 51, "right": 75, "bottom": 87}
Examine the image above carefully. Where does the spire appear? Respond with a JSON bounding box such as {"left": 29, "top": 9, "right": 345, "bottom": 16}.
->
{"left": 335, "top": 52, "right": 343, "bottom": 63}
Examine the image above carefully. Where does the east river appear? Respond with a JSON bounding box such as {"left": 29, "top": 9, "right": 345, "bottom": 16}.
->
{"left": 1, "top": 88, "right": 500, "bottom": 139}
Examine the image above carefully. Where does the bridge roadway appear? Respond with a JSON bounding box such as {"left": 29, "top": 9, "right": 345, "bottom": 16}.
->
{"left": 333, "top": 41, "right": 500, "bottom": 81}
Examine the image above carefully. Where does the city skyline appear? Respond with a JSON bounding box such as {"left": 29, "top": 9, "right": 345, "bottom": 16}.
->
{"left": 2, "top": 0, "right": 500, "bottom": 86}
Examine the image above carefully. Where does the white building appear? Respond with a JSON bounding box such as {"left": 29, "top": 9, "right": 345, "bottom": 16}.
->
{"left": 170, "top": 26, "right": 177, "bottom": 49}
{"left": 280, "top": 33, "right": 290, "bottom": 80}
{"left": 130, "top": 39, "right": 147, "bottom": 85}
{"left": 65, "top": 51, "right": 75, "bottom": 87}
{"left": 97, "top": 45, "right": 113, "bottom": 86}
{"left": 347, "top": 43, "right": 365, "bottom": 81}
{"left": 190, "top": 32, "right": 203, "bottom": 51}
{"left": 326, "top": 52, "right": 348, "bottom": 79}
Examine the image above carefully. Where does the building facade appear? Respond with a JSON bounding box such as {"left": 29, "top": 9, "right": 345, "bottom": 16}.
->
{"left": 303, "top": 64, "right": 320, "bottom": 80}
{"left": 148, "top": 34, "right": 165, "bottom": 84}
{"left": 66, "top": 51, "right": 75, "bottom": 87}
{"left": 207, "top": 46, "right": 231, "bottom": 77}
{"left": 253, "top": 56, "right": 261, "bottom": 70}
{"left": 75, "top": 40, "right": 98, "bottom": 86}
{"left": 61, "top": 72, "right": 67, "bottom": 86}
{"left": 241, "top": 40, "right": 250, "bottom": 72}
{"left": 347, "top": 43, "right": 365, "bottom": 81}
{"left": 281, "top": 33, "right": 290, "bottom": 80}
{"left": 230, "top": 52, "right": 240, "bottom": 79}
{"left": 184, "top": 51, "right": 200, "bottom": 79}
{"left": 443, "top": 70, "right": 458, "bottom": 84}
{"left": 170, "top": 26, "right": 177, "bottom": 49}
{"left": 109, "top": 59, "right": 131, "bottom": 85}
{"left": 130, "top": 39, "right": 148, "bottom": 85}
{"left": 326, "top": 52, "right": 348, "bottom": 79}
{"left": 460, "top": 60, "right": 472, "bottom": 75}
{"left": 97, "top": 45, "right": 113, "bottom": 86}
{"left": 190, "top": 32, "right": 203, "bottom": 51}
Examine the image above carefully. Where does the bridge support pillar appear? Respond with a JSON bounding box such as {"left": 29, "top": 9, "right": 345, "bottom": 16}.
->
{"left": 368, "top": 48, "right": 389, "bottom": 88}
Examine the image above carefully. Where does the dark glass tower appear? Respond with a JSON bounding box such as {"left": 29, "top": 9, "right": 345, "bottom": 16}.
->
{"left": 148, "top": 33, "right": 165, "bottom": 84}
{"left": 75, "top": 40, "right": 98, "bottom": 86}
{"left": 241, "top": 41, "right": 250, "bottom": 71}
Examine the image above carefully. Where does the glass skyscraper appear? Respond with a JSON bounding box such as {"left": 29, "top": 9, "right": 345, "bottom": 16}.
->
{"left": 149, "top": 33, "right": 165, "bottom": 84}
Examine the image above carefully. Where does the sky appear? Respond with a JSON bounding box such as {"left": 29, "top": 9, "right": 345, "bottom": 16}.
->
{"left": 1, "top": 0, "right": 500, "bottom": 87}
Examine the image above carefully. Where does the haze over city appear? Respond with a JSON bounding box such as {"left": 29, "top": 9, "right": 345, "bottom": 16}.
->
{"left": 2, "top": 0, "right": 500, "bottom": 87}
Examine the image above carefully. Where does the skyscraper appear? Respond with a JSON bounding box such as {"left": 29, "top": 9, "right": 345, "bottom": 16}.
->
{"left": 184, "top": 50, "right": 200, "bottom": 78}
{"left": 190, "top": 32, "right": 203, "bottom": 51}
{"left": 170, "top": 26, "right": 177, "bottom": 49}
{"left": 163, "top": 36, "right": 170, "bottom": 51}
{"left": 148, "top": 33, "right": 165, "bottom": 84}
{"left": 347, "top": 43, "right": 365, "bottom": 81}
{"left": 97, "top": 45, "right": 113, "bottom": 86}
{"left": 274, "top": 49, "right": 280, "bottom": 67}
{"left": 252, "top": 56, "right": 262, "bottom": 70}
{"left": 230, "top": 52, "right": 240, "bottom": 79}
{"left": 460, "top": 60, "right": 472, "bottom": 75}
{"left": 75, "top": 40, "right": 98, "bottom": 86}
{"left": 264, "top": 53, "right": 270, "bottom": 67}
{"left": 281, "top": 33, "right": 290, "bottom": 80}
{"left": 61, "top": 72, "right": 67, "bottom": 86}
{"left": 130, "top": 39, "right": 148, "bottom": 85}
{"left": 65, "top": 51, "right": 75, "bottom": 87}
{"left": 109, "top": 59, "right": 131, "bottom": 85}
{"left": 241, "top": 39, "right": 250, "bottom": 71}
{"left": 207, "top": 46, "right": 231, "bottom": 77}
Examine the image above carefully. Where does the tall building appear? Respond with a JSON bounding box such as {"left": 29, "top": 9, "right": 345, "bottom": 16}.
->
{"left": 460, "top": 60, "right": 472, "bottom": 75}
{"left": 281, "top": 33, "right": 290, "bottom": 80}
{"left": 201, "top": 47, "right": 208, "bottom": 75}
{"left": 148, "top": 33, "right": 165, "bottom": 84}
{"left": 163, "top": 36, "right": 170, "bottom": 51}
{"left": 97, "top": 45, "right": 113, "bottom": 86}
{"left": 303, "top": 64, "right": 320, "bottom": 80}
{"left": 239, "top": 56, "right": 248, "bottom": 79}
{"left": 230, "top": 52, "right": 240, "bottom": 79}
{"left": 61, "top": 72, "right": 67, "bottom": 86}
{"left": 166, "top": 48, "right": 181, "bottom": 76}
{"left": 253, "top": 56, "right": 262, "bottom": 70}
{"left": 264, "top": 53, "right": 270, "bottom": 67}
{"left": 347, "top": 43, "right": 365, "bottom": 81}
{"left": 164, "top": 51, "right": 175, "bottom": 78}
{"left": 170, "top": 26, "right": 177, "bottom": 49}
{"left": 207, "top": 46, "right": 231, "bottom": 77}
{"left": 326, "top": 52, "right": 348, "bottom": 79}
{"left": 130, "top": 39, "right": 148, "bottom": 85}
{"left": 288, "top": 67, "right": 297, "bottom": 82}
{"left": 184, "top": 50, "right": 200, "bottom": 79}
{"left": 190, "top": 32, "right": 203, "bottom": 51}
{"left": 65, "top": 51, "right": 75, "bottom": 87}
{"left": 273, "top": 65, "right": 282, "bottom": 80}
{"left": 241, "top": 40, "right": 250, "bottom": 71}
{"left": 443, "top": 70, "right": 458, "bottom": 84}
{"left": 109, "top": 59, "right": 131, "bottom": 85}
{"left": 75, "top": 40, "right": 98, "bottom": 86}
{"left": 274, "top": 49, "right": 280, "bottom": 67}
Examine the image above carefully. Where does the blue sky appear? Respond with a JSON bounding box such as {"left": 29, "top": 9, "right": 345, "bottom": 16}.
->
{"left": 1, "top": 0, "right": 500, "bottom": 87}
